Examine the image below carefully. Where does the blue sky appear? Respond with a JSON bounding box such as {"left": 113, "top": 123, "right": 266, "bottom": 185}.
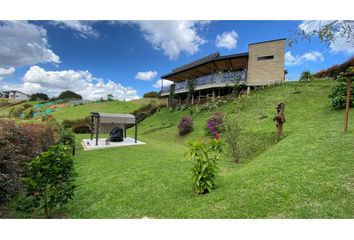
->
{"left": 0, "top": 20, "right": 353, "bottom": 100}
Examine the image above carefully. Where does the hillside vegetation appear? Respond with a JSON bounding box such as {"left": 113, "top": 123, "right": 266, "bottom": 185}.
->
{"left": 58, "top": 80, "right": 353, "bottom": 218}
{"left": 4, "top": 80, "right": 354, "bottom": 218}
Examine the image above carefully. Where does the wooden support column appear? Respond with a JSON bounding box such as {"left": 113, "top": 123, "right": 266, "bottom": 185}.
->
{"left": 124, "top": 123, "right": 127, "bottom": 138}
{"left": 179, "top": 96, "right": 181, "bottom": 106}
{"left": 192, "top": 94, "right": 194, "bottom": 105}
{"left": 95, "top": 116, "right": 100, "bottom": 146}
{"left": 198, "top": 90, "right": 201, "bottom": 103}
{"left": 134, "top": 118, "right": 138, "bottom": 143}
{"left": 212, "top": 90, "right": 215, "bottom": 99}
{"left": 90, "top": 115, "right": 94, "bottom": 140}
{"left": 344, "top": 73, "right": 353, "bottom": 132}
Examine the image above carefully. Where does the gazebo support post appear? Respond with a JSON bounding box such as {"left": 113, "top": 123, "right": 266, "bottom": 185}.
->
{"left": 134, "top": 118, "right": 138, "bottom": 143}
{"left": 90, "top": 115, "right": 94, "bottom": 140}
{"left": 124, "top": 123, "right": 127, "bottom": 138}
{"left": 95, "top": 116, "right": 100, "bottom": 146}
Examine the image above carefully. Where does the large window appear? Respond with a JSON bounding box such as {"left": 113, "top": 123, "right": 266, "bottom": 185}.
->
{"left": 257, "top": 55, "right": 274, "bottom": 61}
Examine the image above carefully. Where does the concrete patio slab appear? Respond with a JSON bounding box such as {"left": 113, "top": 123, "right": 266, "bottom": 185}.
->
{"left": 81, "top": 137, "right": 145, "bottom": 150}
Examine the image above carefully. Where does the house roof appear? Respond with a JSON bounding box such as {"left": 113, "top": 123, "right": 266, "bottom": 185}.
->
{"left": 91, "top": 112, "right": 136, "bottom": 124}
{"left": 161, "top": 52, "right": 249, "bottom": 82}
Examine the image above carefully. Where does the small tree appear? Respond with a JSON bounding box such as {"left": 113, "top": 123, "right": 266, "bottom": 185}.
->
{"left": 223, "top": 114, "right": 242, "bottom": 163}
{"left": 22, "top": 144, "right": 76, "bottom": 218}
{"left": 107, "top": 94, "right": 114, "bottom": 101}
{"left": 30, "top": 93, "right": 49, "bottom": 101}
{"left": 58, "top": 128, "right": 76, "bottom": 155}
{"left": 187, "top": 78, "right": 197, "bottom": 105}
{"left": 299, "top": 71, "right": 313, "bottom": 82}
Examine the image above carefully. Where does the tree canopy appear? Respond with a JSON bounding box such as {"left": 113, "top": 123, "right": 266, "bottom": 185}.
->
{"left": 58, "top": 90, "right": 82, "bottom": 100}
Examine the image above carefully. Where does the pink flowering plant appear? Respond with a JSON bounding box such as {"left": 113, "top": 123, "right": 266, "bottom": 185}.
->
{"left": 205, "top": 112, "right": 224, "bottom": 138}
{"left": 178, "top": 116, "right": 194, "bottom": 136}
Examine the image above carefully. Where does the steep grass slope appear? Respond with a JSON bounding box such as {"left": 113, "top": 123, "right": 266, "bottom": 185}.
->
{"left": 63, "top": 80, "right": 354, "bottom": 218}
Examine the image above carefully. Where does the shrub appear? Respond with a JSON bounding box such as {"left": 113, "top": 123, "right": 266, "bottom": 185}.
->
{"left": 131, "top": 103, "right": 164, "bottom": 124}
{"left": 314, "top": 56, "right": 354, "bottom": 78}
{"left": 58, "top": 128, "right": 76, "bottom": 155}
{"left": 185, "top": 139, "right": 224, "bottom": 194}
{"left": 0, "top": 119, "right": 55, "bottom": 203}
{"left": 299, "top": 70, "right": 313, "bottom": 82}
{"left": 223, "top": 114, "right": 242, "bottom": 163}
{"left": 143, "top": 91, "right": 159, "bottom": 98}
{"left": 328, "top": 68, "right": 354, "bottom": 109}
{"left": 62, "top": 116, "right": 91, "bottom": 134}
{"left": 178, "top": 116, "right": 193, "bottom": 136}
{"left": 21, "top": 144, "right": 76, "bottom": 217}
{"left": 23, "top": 103, "right": 32, "bottom": 109}
{"left": 206, "top": 112, "right": 224, "bottom": 137}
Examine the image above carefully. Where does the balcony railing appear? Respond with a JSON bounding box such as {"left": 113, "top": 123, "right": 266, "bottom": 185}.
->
{"left": 161, "top": 70, "right": 247, "bottom": 94}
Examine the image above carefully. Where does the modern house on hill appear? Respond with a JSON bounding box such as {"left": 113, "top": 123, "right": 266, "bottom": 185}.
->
{"left": 160, "top": 38, "right": 286, "bottom": 103}
{"left": 0, "top": 90, "right": 30, "bottom": 102}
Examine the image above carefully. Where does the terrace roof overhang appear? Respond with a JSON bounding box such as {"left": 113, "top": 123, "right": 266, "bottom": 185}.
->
{"left": 161, "top": 52, "right": 249, "bottom": 82}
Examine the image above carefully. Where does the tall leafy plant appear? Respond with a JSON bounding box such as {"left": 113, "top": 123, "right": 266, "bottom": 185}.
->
{"left": 21, "top": 144, "right": 77, "bottom": 218}
{"left": 185, "top": 139, "right": 224, "bottom": 194}
{"left": 328, "top": 67, "right": 354, "bottom": 109}
{"left": 187, "top": 78, "right": 197, "bottom": 105}
{"left": 169, "top": 83, "right": 176, "bottom": 107}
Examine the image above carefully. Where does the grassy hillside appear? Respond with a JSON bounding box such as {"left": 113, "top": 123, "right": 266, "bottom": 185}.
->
{"left": 58, "top": 80, "right": 354, "bottom": 218}
{"left": 5, "top": 80, "right": 353, "bottom": 218}
{"left": 51, "top": 100, "right": 140, "bottom": 123}
{"left": 0, "top": 100, "right": 40, "bottom": 117}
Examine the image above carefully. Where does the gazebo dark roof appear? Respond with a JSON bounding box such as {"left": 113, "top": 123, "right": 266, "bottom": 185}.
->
{"left": 161, "top": 52, "right": 249, "bottom": 82}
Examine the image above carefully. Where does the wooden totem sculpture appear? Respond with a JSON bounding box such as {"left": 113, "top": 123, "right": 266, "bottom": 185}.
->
{"left": 273, "top": 103, "right": 285, "bottom": 143}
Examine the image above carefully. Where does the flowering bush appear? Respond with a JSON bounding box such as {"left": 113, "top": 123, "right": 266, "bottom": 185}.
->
{"left": 206, "top": 112, "right": 224, "bottom": 137}
{"left": 178, "top": 116, "right": 193, "bottom": 136}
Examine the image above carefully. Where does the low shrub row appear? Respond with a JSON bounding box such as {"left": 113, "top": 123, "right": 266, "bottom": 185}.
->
{"left": 62, "top": 116, "right": 91, "bottom": 133}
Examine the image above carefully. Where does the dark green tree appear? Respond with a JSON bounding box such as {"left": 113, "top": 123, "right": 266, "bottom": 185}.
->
{"left": 58, "top": 90, "right": 82, "bottom": 100}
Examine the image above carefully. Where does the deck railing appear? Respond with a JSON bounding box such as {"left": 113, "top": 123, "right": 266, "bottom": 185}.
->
{"left": 161, "top": 70, "right": 247, "bottom": 94}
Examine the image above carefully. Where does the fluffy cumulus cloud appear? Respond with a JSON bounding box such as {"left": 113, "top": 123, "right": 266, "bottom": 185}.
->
{"left": 299, "top": 20, "right": 354, "bottom": 55}
{"left": 2, "top": 66, "right": 139, "bottom": 100}
{"left": 0, "top": 21, "right": 60, "bottom": 68}
{"left": 153, "top": 79, "right": 173, "bottom": 89}
{"left": 216, "top": 30, "right": 238, "bottom": 50}
{"left": 285, "top": 51, "right": 324, "bottom": 66}
{"left": 132, "top": 21, "right": 208, "bottom": 60}
{"left": 0, "top": 67, "right": 15, "bottom": 80}
{"left": 135, "top": 70, "right": 157, "bottom": 81}
{"left": 52, "top": 21, "right": 99, "bottom": 39}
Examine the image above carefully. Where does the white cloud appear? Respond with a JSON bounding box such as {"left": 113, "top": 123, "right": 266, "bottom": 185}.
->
{"left": 0, "top": 21, "right": 60, "bottom": 68}
{"left": 52, "top": 21, "right": 99, "bottom": 39}
{"left": 132, "top": 21, "right": 208, "bottom": 60}
{"left": 153, "top": 79, "right": 173, "bottom": 89}
{"left": 299, "top": 20, "right": 354, "bottom": 55}
{"left": 135, "top": 70, "right": 157, "bottom": 81}
{"left": 1, "top": 66, "right": 139, "bottom": 101}
{"left": 216, "top": 30, "right": 238, "bottom": 50}
{"left": 285, "top": 51, "right": 324, "bottom": 66}
{"left": 0, "top": 67, "right": 15, "bottom": 80}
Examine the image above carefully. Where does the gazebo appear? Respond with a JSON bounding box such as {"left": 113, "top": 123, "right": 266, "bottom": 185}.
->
{"left": 90, "top": 112, "right": 138, "bottom": 146}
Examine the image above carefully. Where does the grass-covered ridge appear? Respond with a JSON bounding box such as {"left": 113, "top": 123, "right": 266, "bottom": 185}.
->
{"left": 62, "top": 80, "right": 354, "bottom": 218}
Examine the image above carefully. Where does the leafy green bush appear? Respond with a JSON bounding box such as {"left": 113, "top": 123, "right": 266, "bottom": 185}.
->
{"left": 143, "top": 91, "right": 159, "bottom": 98}
{"left": 185, "top": 139, "right": 224, "bottom": 194}
{"left": 58, "top": 128, "right": 76, "bottom": 155}
{"left": 30, "top": 93, "right": 49, "bottom": 101}
{"left": 299, "top": 70, "right": 313, "bottom": 82}
{"left": 178, "top": 116, "right": 193, "bottom": 136}
{"left": 131, "top": 103, "right": 164, "bottom": 124}
{"left": 62, "top": 116, "right": 91, "bottom": 133}
{"left": 328, "top": 68, "right": 354, "bottom": 109}
{"left": 0, "top": 119, "right": 55, "bottom": 203}
{"left": 21, "top": 144, "right": 77, "bottom": 218}
{"left": 224, "top": 114, "right": 242, "bottom": 163}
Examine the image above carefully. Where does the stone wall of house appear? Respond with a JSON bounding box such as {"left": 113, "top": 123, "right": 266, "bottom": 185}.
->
{"left": 247, "top": 39, "right": 286, "bottom": 86}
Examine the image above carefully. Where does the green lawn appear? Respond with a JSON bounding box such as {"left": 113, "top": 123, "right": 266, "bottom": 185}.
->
{"left": 61, "top": 80, "right": 354, "bottom": 218}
